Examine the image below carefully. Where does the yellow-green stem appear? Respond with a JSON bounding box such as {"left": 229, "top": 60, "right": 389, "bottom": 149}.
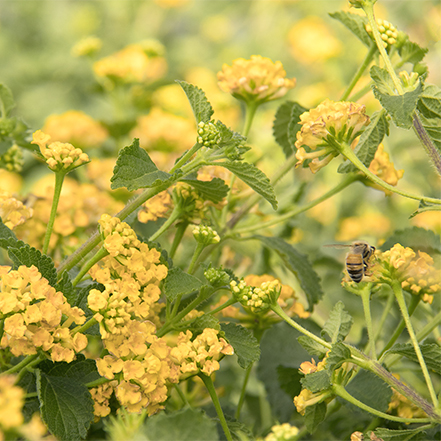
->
{"left": 1, "top": 354, "right": 40, "bottom": 377}
{"left": 360, "top": 284, "right": 376, "bottom": 359}
{"left": 187, "top": 242, "right": 205, "bottom": 275}
{"left": 72, "top": 246, "right": 109, "bottom": 287}
{"left": 235, "top": 364, "right": 252, "bottom": 420}
{"left": 42, "top": 171, "right": 66, "bottom": 255}
{"left": 149, "top": 205, "right": 182, "bottom": 242}
{"left": 169, "top": 221, "right": 189, "bottom": 260}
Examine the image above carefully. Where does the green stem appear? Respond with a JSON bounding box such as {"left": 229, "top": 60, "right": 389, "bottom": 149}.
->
{"left": 187, "top": 243, "right": 205, "bottom": 275}
{"left": 199, "top": 374, "right": 233, "bottom": 441}
{"left": 71, "top": 317, "right": 98, "bottom": 335}
{"left": 338, "top": 142, "right": 441, "bottom": 205}
{"left": 72, "top": 246, "right": 109, "bottom": 287}
{"left": 391, "top": 281, "right": 439, "bottom": 408}
{"left": 1, "top": 354, "right": 40, "bottom": 376}
{"left": 243, "top": 101, "right": 259, "bottom": 137}
{"left": 235, "top": 364, "right": 252, "bottom": 420}
{"left": 169, "top": 221, "right": 189, "bottom": 259}
{"left": 333, "top": 384, "right": 431, "bottom": 424}
{"left": 415, "top": 309, "right": 441, "bottom": 343}
{"left": 271, "top": 303, "right": 332, "bottom": 350}
{"left": 341, "top": 44, "right": 377, "bottom": 101}
{"left": 173, "top": 383, "right": 189, "bottom": 407}
{"left": 378, "top": 294, "right": 420, "bottom": 359}
{"left": 232, "top": 174, "right": 359, "bottom": 235}
{"left": 15, "top": 356, "right": 44, "bottom": 384}
{"left": 208, "top": 297, "right": 236, "bottom": 316}
{"left": 349, "top": 82, "right": 372, "bottom": 102}
{"left": 373, "top": 288, "right": 394, "bottom": 342}
{"left": 149, "top": 206, "right": 182, "bottom": 242}
{"left": 42, "top": 171, "right": 66, "bottom": 255}
{"left": 360, "top": 283, "right": 376, "bottom": 359}
{"left": 169, "top": 143, "right": 202, "bottom": 174}
{"left": 85, "top": 376, "right": 111, "bottom": 389}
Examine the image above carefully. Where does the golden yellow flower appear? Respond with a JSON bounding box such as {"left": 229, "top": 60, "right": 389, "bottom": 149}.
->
{"left": 0, "top": 376, "right": 24, "bottom": 430}
{"left": 264, "top": 423, "right": 299, "bottom": 441}
{"left": 336, "top": 211, "right": 391, "bottom": 242}
{"left": 42, "top": 110, "right": 108, "bottom": 149}
{"left": 0, "top": 190, "right": 33, "bottom": 229}
{"left": 217, "top": 55, "right": 296, "bottom": 103}
{"left": 367, "top": 144, "right": 404, "bottom": 192}
{"left": 138, "top": 191, "right": 172, "bottom": 223}
{"left": 71, "top": 36, "right": 102, "bottom": 57}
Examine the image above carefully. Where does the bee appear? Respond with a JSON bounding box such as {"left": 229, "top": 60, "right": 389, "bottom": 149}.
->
{"left": 324, "top": 241, "right": 376, "bottom": 283}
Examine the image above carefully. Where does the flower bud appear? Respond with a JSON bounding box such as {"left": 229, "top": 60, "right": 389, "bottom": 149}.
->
{"left": 192, "top": 225, "right": 220, "bottom": 245}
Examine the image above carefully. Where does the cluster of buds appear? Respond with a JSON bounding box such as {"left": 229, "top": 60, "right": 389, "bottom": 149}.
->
{"left": 138, "top": 191, "right": 172, "bottom": 223}
{"left": 204, "top": 267, "right": 230, "bottom": 288}
{"left": 366, "top": 19, "right": 398, "bottom": 49}
{"left": 31, "top": 130, "right": 90, "bottom": 172}
{"left": 173, "top": 183, "right": 206, "bottom": 221}
{"left": 170, "top": 328, "right": 234, "bottom": 377}
{"left": 218, "top": 55, "right": 296, "bottom": 104}
{"left": 0, "top": 145, "right": 24, "bottom": 172}
{"left": 295, "top": 99, "right": 370, "bottom": 173}
{"left": 0, "top": 190, "right": 33, "bottom": 229}
{"left": 264, "top": 423, "right": 299, "bottom": 441}
{"left": 0, "top": 265, "right": 87, "bottom": 362}
{"left": 192, "top": 225, "right": 220, "bottom": 245}
{"left": 197, "top": 121, "right": 221, "bottom": 149}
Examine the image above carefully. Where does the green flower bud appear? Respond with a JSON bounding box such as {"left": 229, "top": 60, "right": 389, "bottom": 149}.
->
{"left": 204, "top": 267, "right": 230, "bottom": 287}
{"left": 197, "top": 121, "right": 221, "bottom": 149}
{"left": 192, "top": 225, "right": 220, "bottom": 245}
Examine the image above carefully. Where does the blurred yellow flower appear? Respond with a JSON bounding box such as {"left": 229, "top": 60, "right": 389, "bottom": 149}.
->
{"left": 367, "top": 144, "right": 404, "bottom": 192}
{"left": 410, "top": 211, "right": 441, "bottom": 235}
{"left": 0, "top": 190, "right": 33, "bottom": 229}
{"left": 264, "top": 423, "right": 299, "bottom": 441}
{"left": 42, "top": 110, "right": 108, "bottom": 149}
{"left": 154, "top": 0, "right": 190, "bottom": 8}
{"left": 71, "top": 36, "right": 102, "bottom": 57}
{"left": 336, "top": 211, "right": 391, "bottom": 242}
{"left": 138, "top": 191, "right": 172, "bottom": 223}
{"left": 0, "top": 376, "right": 24, "bottom": 430}
{"left": 288, "top": 17, "right": 342, "bottom": 64}
{"left": 217, "top": 55, "right": 296, "bottom": 103}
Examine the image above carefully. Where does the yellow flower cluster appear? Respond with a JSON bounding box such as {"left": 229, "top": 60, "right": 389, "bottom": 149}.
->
{"left": 378, "top": 244, "right": 441, "bottom": 302}
{"left": 170, "top": 329, "right": 234, "bottom": 377}
{"left": 71, "top": 36, "right": 102, "bottom": 57}
{"left": 299, "top": 357, "right": 327, "bottom": 375}
{"left": 217, "top": 55, "right": 296, "bottom": 103}
{"left": 295, "top": 99, "right": 370, "bottom": 173}
{"left": 42, "top": 110, "right": 108, "bottom": 149}
{"left": 366, "top": 19, "right": 398, "bottom": 49}
{"left": 368, "top": 144, "right": 404, "bottom": 192}
{"left": 264, "top": 423, "right": 299, "bottom": 441}
{"left": 138, "top": 191, "right": 172, "bottom": 223}
{"left": 0, "top": 190, "right": 33, "bottom": 229}
{"left": 0, "top": 375, "right": 24, "bottom": 432}
{"left": 90, "top": 382, "right": 116, "bottom": 419}
{"left": 31, "top": 130, "right": 89, "bottom": 172}
{"left": 0, "top": 265, "right": 87, "bottom": 362}
{"left": 93, "top": 42, "right": 167, "bottom": 85}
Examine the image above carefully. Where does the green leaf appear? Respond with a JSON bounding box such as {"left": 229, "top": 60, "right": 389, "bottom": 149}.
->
{"left": 55, "top": 271, "right": 76, "bottom": 304}
{"left": 343, "top": 369, "right": 392, "bottom": 414}
{"left": 409, "top": 200, "right": 441, "bottom": 220}
{"left": 329, "top": 11, "right": 371, "bottom": 47}
{"left": 418, "top": 85, "right": 441, "bottom": 119}
{"left": 110, "top": 138, "right": 171, "bottom": 191}
{"left": 374, "top": 427, "right": 428, "bottom": 441}
{"left": 338, "top": 110, "right": 388, "bottom": 173}
{"left": 163, "top": 266, "right": 204, "bottom": 302}
{"left": 297, "top": 335, "right": 328, "bottom": 358}
{"left": 71, "top": 283, "right": 102, "bottom": 335}
{"left": 321, "top": 301, "right": 353, "bottom": 343}
{"left": 181, "top": 177, "right": 229, "bottom": 204}
{"left": 304, "top": 402, "right": 327, "bottom": 434}
{"left": 0, "top": 84, "right": 15, "bottom": 117}
{"left": 0, "top": 216, "right": 22, "bottom": 249}
{"left": 190, "top": 314, "right": 220, "bottom": 333}
{"left": 8, "top": 244, "right": 57, "bottom": 287}
{"left": 416, "top": 112, "right": 441, "bottom": 154}
{"left": 388, "top": 343, "right": 441, "bottom": 374}
{"left": 371, "top": 66, "right": 424, "bottom": 129}
{"left": 221, "top": 323, "right": 260, "bottom": 369}
{"left": 218, "top": 161, "right": 277, "bottom": 209}
{"left": 144, "top": 407, "right": 219, "bottom": 441}
{"left": 176, "top": 80, "right": 214, "bottom": 124}
{"left": 17, "top": 371, "right": 39, "bottom": 422}
{"left": 36, "top": 369, "right": 94, "bottom": 441}
{"left": 288, "top": 103, "right": 308, "bottom": 150}
{"left": 257, "top": 236, "right": 323, "bottom": 311}
{"left": 380, "top": 227, "right": 441, "bottom": 254}
{"left": 326, "top": 341, "right": 351, "bottom": 372}
{"left": 276, "top": 366, "right": 302, "bottom": 398}
{"left": 398, "top": 40, "right": 428, "bottom": 66}
{"left": 301, "top": 370, "right": 331, "bottom": 393}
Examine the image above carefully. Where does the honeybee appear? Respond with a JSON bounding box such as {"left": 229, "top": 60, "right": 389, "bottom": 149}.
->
{"left": 324, "top": 241, "right": 376, "bottom": 283}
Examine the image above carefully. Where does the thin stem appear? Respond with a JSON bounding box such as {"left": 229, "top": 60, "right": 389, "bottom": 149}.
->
{"left": 333, "top": 384, "right": 431, "bottom": 424}
{"left": 378, "top": 294, "right": 420, "bottom": 359}
{"left": 71, "top": 317, "right": 98, "bottom": 336}
{"left": 360, "top": 284, "right": 376, "bottom": 359}
{"left": 1, "top": 354, "right": 40, "bottom": 376}
{"left": 187, "top": 243, "right": 205, "bottom": 275}
{"left": 338, "top": 142, "right": 441, "bottom": 205}
{"left": 349, "top": 82, "right": 372, "bottom": 102}
{"left": 169, "top": 221, "right": 189, "bottom": 259}
{"left": 169, "top": 143, "right": 202, "bottom": 174}
{"left": 391, "top": 281, "right": 439, "bottom": 408}
{"left": 373, "top": 288, "right": 394, "bottom": 342}
{"left": 42, "top": 171, "right": 66, "bottom": 255}
{"left": 199, "top": 374, "right": 233, "bottom": 441}
{"left": 149, "top": 206, "right": 182, "bottom": 242}
{"left": 207, "top": 297, "right": 236, "bottom": 316}
{"left": 243, "top": 101, "right": 259, "bottom": 137}
{"left": 85, "top": 376, "right": 111, "bottom": 389}
{"left": 341, "top": 44, "right": 377, "bottom": 101}
{"left": 235, "top": 364, "right": 252, "bottom": 420}
{"left": 271, "top": 303, "right": 332, "bottom": 350}
{"left": 72, "top": 246, "right": 109, "bottom": 287}
{"left": 232, "top": 174, "right": 359, "bottom": 235}
{"left": 15, "top": 356, "right": 44, "bottom": 384}
{"left": 173, "top": 383, "right": 189, "bottom": 407}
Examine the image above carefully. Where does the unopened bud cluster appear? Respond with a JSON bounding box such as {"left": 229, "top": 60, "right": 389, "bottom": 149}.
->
{"left": 399, "top": 71, "right": 419, "bottom": 89}
{"left": 192, "top": 225, "right": 220, "bottom": 245}
{"left": 366, "top": 19, "right": 398, "bottom": 49}
{"left": 204, "top": 267, "right": 230, "bottom": 287}
{"left": 197, "top": 121, "right": 221, "bottom": 149}
{"left": 230, "top": 279, "right": 280, "bottom": 313}
{"left": 0, "top": 145, "right": 24, "bottom": 172}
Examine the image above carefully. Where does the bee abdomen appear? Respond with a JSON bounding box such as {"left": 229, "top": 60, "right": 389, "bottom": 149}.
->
{"left": 346, "top": 262, "right": 363, "bottom": 283}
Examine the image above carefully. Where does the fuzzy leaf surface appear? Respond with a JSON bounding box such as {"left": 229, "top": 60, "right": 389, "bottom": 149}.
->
{"left": 181, "top": 177, "right": 229, "bottom": 204}
{"left": 326, "top": 341, "right": 352, "bottom": 372}
{"left": 176, "top": 80, "right": 214, "bottom": 123}
{"left": 164, "top": 266, "right": 204, "bottom": 302}
{"left": 398, "top": 40, "right": 428, "bottom": 66}
{"left": 304, "top": 402, "right": 327, "bottom": 434}
{"left": 221, "top": 323, "right": 260, "bottom": 369}
{"left": 416, "top": 113, "right": 441, "bottom": 154}
{"left": 0, "top": 216, "right": 22, "bottom": 249}
{"left": 273, "top": 101, "right": 296, "bottom": 156}
{"left": 301, "top": 370, "right": 331, "bottom": 393}
{"left": 110, "top": 138, "right": 171, "bottom": 191}
{"left": 297, "top": 335, "right": 328, "bottom": 358}
{"left": 190, "top": 314, "right": 220, "bottom": 333}
{"left": 257, "top": 236, "right": 323, "bottom": 311}
{"left": 389, "top": 343, "right": 441, "bottom": 374}
{"left": 329, "top": 11, "right": 371, "bottom": 46}
{"left": 417, "top": 85, "right": 441, "bottom": 119}
{"left": 374, "top": 427, "right": 428, "bottom": 441}
{"left": 380, "top": 227, "right": 441, "bottom": 254}
{"left": 321, "top": 301, "right": 353, "bottom": 343}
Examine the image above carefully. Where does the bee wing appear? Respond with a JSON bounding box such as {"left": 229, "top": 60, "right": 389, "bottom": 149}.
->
{"left": 323, "top": 244, "right": 353, "bottom": 249}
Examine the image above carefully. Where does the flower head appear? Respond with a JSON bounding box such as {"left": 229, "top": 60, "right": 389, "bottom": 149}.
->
{"left": 217, "top": 55, "right": 296, "bottom": 103}
{"left": 0, "top": 190, "right": 33, "bottom": 229}
{"left": 264, "top": 423, "right": 299, "bottom": 441}
{"left": 192, "top": 225, "right": 220, "bottom": 245}
{"left": 366, "top": 19, "right": 398, "bottom": 50}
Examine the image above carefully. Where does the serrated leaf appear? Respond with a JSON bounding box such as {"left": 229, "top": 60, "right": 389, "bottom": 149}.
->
{"left": 370, "top": 65, "right": 395, "bottom": 95}
{"left": 164, "top": 266, "right": 204, "bottom": 302}
{"left": 326, "top": 341, "right": 351, "bottom": 372}
{"left": 257, "top": 236, "right": 323, "bottom": 311}
{"left": 304, "top": 402, "right": 327, "bottom": 434}
{"left": 301, "top": 370, "right": 331, "bottom": 393}
{"left": 276, "top": 366, "right": 302, "bottom": 398}
{"left": 110, "top": 138, "right": 171, "bottom": 191}
{"left": 398, "top": 40, "right": 428, "bottom": 66}
{"left": 144, "top": 407, "right": 218, "bottom": 441}
{"left": 176, "top": 80, "right": 214, "bottom": 124}
{"left": 321, "top": 301, "right": 353, "bottom": 343}
{"left": 297, "top": 336, "right": 328, "bottom": 358}
{"left": 8, "top": 244, "right": 57, "bottom": 286}
{"left": 416, "top": 113, "right": 441, "bottom": 154}
{"left": 190, "top": 314, "right": 220, "bottom": 333}
{"left": 329, "top": 11, "right": 371, "bottom": 47}
{"left": 388, "top": 343, "right": 441, "bottom": 374}
{"left": 55, "top": 271, "right": 76, "bottom": 305}
{"left": 338, "top": 110, "right": 388, "bottom": 173}
{"left": 36, "top": 370, "right": 94, "bottom": 441}
{"left": 181, "top": 177, "right": 229, "bottom": 204}
{"left": 343, "top": 369, "right": 392, "bottom": 414}
{"left": 417, "top": 85, "right": 441, "bottom": 119}
{"left": 374, "top": 427, "right": 428, "bottom": 441}
{"left": 221, "top": 323, "right": 260, "bottom": 369}
{"left": 218, "top": 161, "right": 277, "bottom": 210}
{"left": 0, "top": 84, "right": 15, "bottom": 117}
{"left": 380, "top": 227, "right": 441, "bottom": 254}
{"left": 0, "top": 216, "right": 21, "bottom": 249}
{"left": 288, "top": 102, "right": 308, "bottom": 149}
{"left": 371, "top": 66, "right": 424, "bottom": 129}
